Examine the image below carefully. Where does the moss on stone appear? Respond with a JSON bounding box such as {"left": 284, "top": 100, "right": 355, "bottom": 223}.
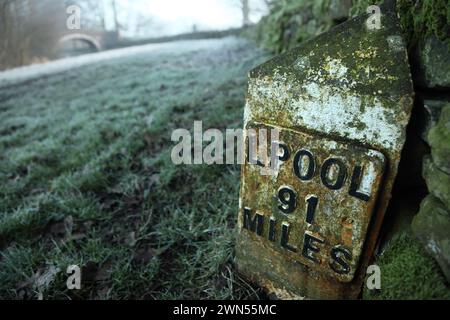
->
{"left": 349, "top": 0, "right": 384, "bottom": 16}
{"left": 428, "top": 104, "right": 450, "bottom": 173}
{"left": 363, "top": 233, "right": 450, "bottom": 300}
{"left": 252, "top": 0, "right": 450, "bottom": 53}
{"left": 423, "top": 156, "right": 450, "bottom": 209}
{"left": 396, "top": 0, "right": 450, "bottom": 48}
{"left": 350, "top": 0, "right": 450, "bottom": 48}
{"left": 412, "top": 195, "right": 450, "bottom": 282}
{"left": 251, "top": 0, "right": 335, "bottom": 53}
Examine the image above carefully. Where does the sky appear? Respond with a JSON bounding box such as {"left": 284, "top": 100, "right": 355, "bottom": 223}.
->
{"left": 102, "top": 0, "right": 268, "bottom": 38}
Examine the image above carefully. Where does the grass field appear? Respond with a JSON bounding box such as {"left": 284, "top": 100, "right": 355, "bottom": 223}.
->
{"left": 0, "top": 37, "right": 270, "bottom": 299}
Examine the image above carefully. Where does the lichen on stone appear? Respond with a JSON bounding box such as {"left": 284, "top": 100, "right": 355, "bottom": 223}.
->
{"left": 251, "top": 0, "right": 450, "bottom": 54}
{"left": 396, "top": 0, "right": 450, "bottom": 49}
{"left": 349, "top": 0, "right": 385, "bottom": 17}
{"left": 428, "top": 104, "right": 450, "bottom": 173}
{"left": 423, "top": 155, "right": 450, "bottom": 209}
{"left": 412, "top": 194, "right": 450, "bottom": 282}
{"left": 251, "top": 0, "right": 337, "bottom": 53}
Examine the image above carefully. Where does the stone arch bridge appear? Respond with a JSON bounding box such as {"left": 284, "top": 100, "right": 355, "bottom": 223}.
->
{"left": 57, "top": 30, "right": 119, "bottom": 53}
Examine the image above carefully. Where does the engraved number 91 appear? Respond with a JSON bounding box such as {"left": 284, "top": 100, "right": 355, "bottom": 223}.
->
{"left": 278, "top": 186, "right": 296, "bottom": 214}
{"left": 278, "top": 186, "right": 319, "bottom": 224}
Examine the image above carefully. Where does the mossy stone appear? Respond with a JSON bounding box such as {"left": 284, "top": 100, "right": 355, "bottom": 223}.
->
{"left": 423, "top": 156, "right": 450, "bottom": 209}
{"left": 422, "top": 99, "right": 447, "bottom": 144}
{"left": 412, "top": 194, "right": 450, "bottom": 282}
{"left": 252, "top": 0, "right": 336, "bottom": 53}
{"left": 428, "top": 104, "right": 450, "bottom": 174}
{"left": 330, "top": 0, "right": 352, "bottom": 21}
{"left": 363, "top": 233, "right": 450, "bottom": 299}
{"left": 416, "top": 36, "right": 450, "bottom": 89}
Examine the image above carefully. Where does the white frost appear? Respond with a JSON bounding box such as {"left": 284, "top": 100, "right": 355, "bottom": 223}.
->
{"left": 251, "top": 76, "right": 405, "bottom": 150}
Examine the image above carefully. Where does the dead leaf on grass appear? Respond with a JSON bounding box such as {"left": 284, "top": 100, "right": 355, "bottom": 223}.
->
{"left": 48, "top": 215, "right": 73, "bottom": 239}
{"left": 132, "top": 246, "right": 156, "bottom": 265}
{"left": 17, "top": 264, "right": 60, "bottom": 299}
{"left": 125, "top": 231, "right": 137, "bottom": 247}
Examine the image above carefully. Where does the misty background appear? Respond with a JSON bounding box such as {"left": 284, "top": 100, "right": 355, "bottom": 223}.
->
{"left": 0, "top": 0, "right": 270, "bottom": 70}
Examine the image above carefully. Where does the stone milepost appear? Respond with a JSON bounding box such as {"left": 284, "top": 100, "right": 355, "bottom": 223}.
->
{"left": 236, "top": 4, "right": 414, "bottom": 299}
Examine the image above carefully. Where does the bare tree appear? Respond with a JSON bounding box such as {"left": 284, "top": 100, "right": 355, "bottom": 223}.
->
{"left": 0, "top": 0, "right": 64, "bottom": 70}
{"left": 135, "top": 14, "right": 154, "bottom": 38}
{"left": 111, "top": 0, "right": 119, "bottom": 33}
{"left": 233, "top": 0, "right": 270, "bottom": 27}
{"left": 242, "top": 0, "right": 250, "bottom": 26}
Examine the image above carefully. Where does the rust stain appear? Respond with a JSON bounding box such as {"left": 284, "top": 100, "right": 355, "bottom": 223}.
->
{"left": 341, "top": 218, "right": 353, "bottom": 248}
{"left": 239, "top": 123, "right": 386, "bottom": 283}
{"left": 235, "top": 4, "right": 414, "bottom": 299}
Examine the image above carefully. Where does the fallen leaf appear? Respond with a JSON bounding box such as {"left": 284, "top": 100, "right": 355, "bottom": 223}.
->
{"left": 34, "top": 264, "right": 60, "bottom": 290}
{"left": 17, "top": 264, "right": 60, "bottom": 299}
{"left": 94, "top": 261, "right": 114, "bottom": 281}
{"left": 48, "top": 215, "right": 73, "bottom": 238}
{"left": 125, "top": 231, "right": 137, "bottom": 247}
{"left": 132, "top": 247, "right": 156, "bottom": 265}
{"left": 81, "top": 261, "right": 99, "bottom": 282}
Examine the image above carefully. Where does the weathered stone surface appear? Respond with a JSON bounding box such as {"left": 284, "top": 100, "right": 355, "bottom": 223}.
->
{"left": 330, "top": 0, "right": 352, "bottom": 22}
{"left": 412, "top": 194, "right": 450, "bottom": 282}
{"left": 422, "top": 99, "right": 447, "bottom": 143}
{"left": 241, "top": 125, "right": 386, "bottom": 284}
{"left": 236, "top": 3, "right": 414, "bottom": 299}
{"left": 415, "top": 36, "right": 450, "bottom": 89}
{"left": 428, "top": 104, "right": 450, "bottom": 174}
{"left": 417, "top": 104, "right": 450, "bottom": 283}
{"left": 423, "top": 156, "right": 450, "bottom": 210}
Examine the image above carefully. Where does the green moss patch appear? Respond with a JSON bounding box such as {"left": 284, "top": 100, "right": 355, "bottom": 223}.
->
{"left": 396, "top": 0, "right": 450, "bottom": 48}
{"left": 363, "top": 233, "right": 450, "bottom": 300}
{"left": 249, "top": 0, "right": 335, "bottom": 53}
{"left": 251, "top": 0, "right": 449, "bottom": 53}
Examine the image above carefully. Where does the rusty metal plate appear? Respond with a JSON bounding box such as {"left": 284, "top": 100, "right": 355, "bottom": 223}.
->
{"left": 239, "top": 122, "right": 385, "bottom": 283}
{"left": 235, "top": 3, "right": 414, "bottom": 299}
